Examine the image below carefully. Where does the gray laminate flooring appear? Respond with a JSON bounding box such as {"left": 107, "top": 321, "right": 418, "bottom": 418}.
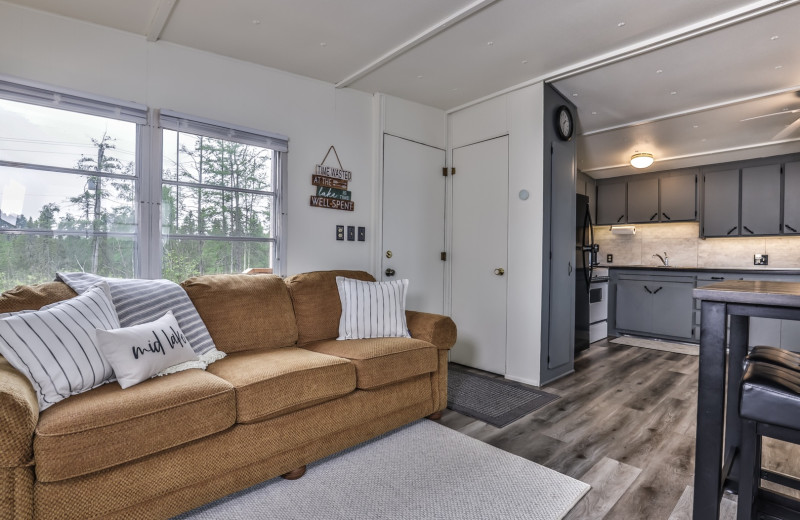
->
{"left": 440, "top": 339, "right": 755, "bottom": 520}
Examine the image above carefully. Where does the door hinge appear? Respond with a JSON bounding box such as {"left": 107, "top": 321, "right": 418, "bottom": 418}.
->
{"left": 441, "top": 251, "right": 447, "bottom": 261}
{"left": 442, "top": 167, "right": 456, "bottom": 177}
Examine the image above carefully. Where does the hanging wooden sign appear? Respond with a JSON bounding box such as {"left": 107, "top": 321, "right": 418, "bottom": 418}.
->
{"left": 310, "top": 145, "right": 355, "bottom": 211}
{"left": 312, "top": 174, "right": 348, "bottom": 190}
{"left": 316, "top": 186, "right": 351, "bottom": 201}
{"left": 310, "top": 196, "right": 354, "bottom": 211}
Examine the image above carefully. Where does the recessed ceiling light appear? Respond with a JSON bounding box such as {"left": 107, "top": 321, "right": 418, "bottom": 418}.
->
{"left": 656, "top": 69, "right": 663, "bottom": 74}
{"left": 417, "top": 75, "right": 424, "bottom": 79}
{"left": 783, "top": 107, "right": 790, "bottom": 111}
{"left": 572, "top": 93, "right": 578, "bottom": 97}
{"left": 617, "top": 22, "right": 626, "bottom": 27}
{"left": 319, "top": 42, "right": 327, "bottom": 47}
{"left": 693, "top": 124, "right": 699, "bottom": 129}
{"left": 670, "top": 91, "right": 678, "bottom": 95}
{"left": 252, "top": 19, "right": 261, "bottom": 25}
{"left": 591, "top": 111, "right": 598, "bottom": 115}
{"left": 775, "top": 65, "right": 784, "bottom": 70}
{"left": 487, "top": 41, "right": 494, "bottom": 46}
{"left": 771, "top": 35, "right": 780, "bottom": 40}
{"left": 521, "top": 60, "right": 528, "bottom": 64}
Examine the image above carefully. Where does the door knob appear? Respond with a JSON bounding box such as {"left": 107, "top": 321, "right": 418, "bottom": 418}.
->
{"left": 494, "top": 268, "right": 505, "bottom": 276}
{"left": 385, "top": 268, "right": 396, "bottom": 277}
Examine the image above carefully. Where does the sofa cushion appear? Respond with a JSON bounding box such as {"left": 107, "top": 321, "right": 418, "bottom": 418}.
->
{"left": 285, "top": 270, "right": 375, "bottom": 345}
{"left": 0, "top": 282, "right": 76, "bottom": 314}
{"left": 34, "top": 369, "right": 235, "bottom": 482}
{"left": 207, "top": 347, "right": 356, "bottom": 423}
{"left": 181, "top": 274, "right": 298, "bottom": 353}
{"left": 303, "top": 337, "right": 438, "bottom": 389}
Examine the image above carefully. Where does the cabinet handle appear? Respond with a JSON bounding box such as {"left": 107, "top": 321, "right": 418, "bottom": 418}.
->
{"left": 726, "top": 226, "right": 737, "bottom": 235}
{"left": 644, "top": 286, "right": 653, "bottom": 294}
{"left": 711, "top": 276, "right": 725, "bottom": 280}
{"left": 653, "top": 286, "right": 663, "bottom": 294}
{"left": 743, "top": 226, "right": 754, "bottom": 234}
{"left": 568, "top": 262, "right": 572, "bottom": 275}
{"left": 662, "top": 212, "right": 671, "bottom": 220}
{"left": 786, "top": 224, "right": 798, "bottom": 233}
{"left": 650, "top": 213, "right": 658, "bottom": 221}
{"left": 617, "top": 215, "right": 625, "bottom": 223}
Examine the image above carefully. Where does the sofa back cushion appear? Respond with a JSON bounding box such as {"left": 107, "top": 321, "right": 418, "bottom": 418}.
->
{"left": 181, "top": 274, "right": 297, "bottom": 353}
{"left": 0, "top": 282, "right": 77, "bottom": 314}
{"left": 284, "top": 270, "right": 375, "bottom": 345}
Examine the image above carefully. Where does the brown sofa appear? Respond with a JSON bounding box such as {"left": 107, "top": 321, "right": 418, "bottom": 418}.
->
{"left": 0, "top": 270, "right": 456, "bottom": 520}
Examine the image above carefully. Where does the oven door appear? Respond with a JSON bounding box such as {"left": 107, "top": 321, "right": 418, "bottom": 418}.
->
{"left": 589, "top": 281, "right": 608, "bottom": 323}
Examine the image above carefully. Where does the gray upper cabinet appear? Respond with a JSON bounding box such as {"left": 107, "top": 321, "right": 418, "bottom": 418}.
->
{"left": 785, "top": 161, "right": 800, "bottom": 234}
{"left": 627, "top": 178, "right": 659, "bottom": 223}
{"left": 741, "top": 164, "right": 781, "bottom": 236}
{"left": 596, "top": 182, "right": 626, "bottom": 225}
{"left": 703, "top": 169, "right": 740, "bottom": 237}
{"left": 660, "top": 174, "right": 696, "bottom": 221}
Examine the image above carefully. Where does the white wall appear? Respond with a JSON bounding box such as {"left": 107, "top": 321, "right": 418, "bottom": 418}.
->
{"left": 447, "top": 83, "right": 546, "bottom": 386}
{"left": 0, "top": 2, "right": 375, "bottom": 276}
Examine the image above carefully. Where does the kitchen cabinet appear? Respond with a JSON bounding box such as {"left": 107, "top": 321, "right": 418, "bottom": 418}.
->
{"left": 784, "top": 161, "right": 800, "bottom": 234}
{"left": 702, "top": 169, "right": 739, "bottom": 237}
{"left": 616, "top": 275, "right": 694, "bottom": 339}
{"left": 627, "top": 178, "right": 659, "bottom": 223}
{"left": 596, "top": 182, "right": 626, "bottom": 225}
{"left": 741, "top": 164, "right": 781, "bottom": 235}
{"left": 660, "top": 173, "right": 696, "bottom": 221}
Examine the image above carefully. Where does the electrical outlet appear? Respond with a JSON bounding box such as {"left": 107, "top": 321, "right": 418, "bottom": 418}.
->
{"left": 347, "top": 226, "right": 355, "bottom": 241}
{"left": 754, "top": 254, "right": 768, "bottom": 266}
{"left": 358, "top": 226, "right": 366, "bottom": 242}
{"left": 336, "top": 225, "right": 344, "bottom": 241}
{"left": 606, "top": 254, "right": 613, "bottom": 263}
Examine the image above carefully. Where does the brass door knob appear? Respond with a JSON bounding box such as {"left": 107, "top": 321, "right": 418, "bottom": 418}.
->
{"left": 494, "top": 268, "right": 505, "bottom": 276}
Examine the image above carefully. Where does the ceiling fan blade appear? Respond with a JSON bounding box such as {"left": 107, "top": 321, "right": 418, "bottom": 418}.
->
{"left": 773, "top": 117, "right": 800, "bottom": 140}
{"left": 741, "top": 108, "right": 800, "bottom": 122}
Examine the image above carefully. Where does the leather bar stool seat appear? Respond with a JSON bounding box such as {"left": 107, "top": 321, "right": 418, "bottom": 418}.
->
{"left": 747, "top": 345, "right": 800, "bottom": 372}
{"left": 738, "top": 361, "right": 800, "bottom": 519}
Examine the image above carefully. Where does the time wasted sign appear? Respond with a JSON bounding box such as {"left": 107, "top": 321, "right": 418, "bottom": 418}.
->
{"left": 310, "top": 164, "right": 354, "bottom": 211}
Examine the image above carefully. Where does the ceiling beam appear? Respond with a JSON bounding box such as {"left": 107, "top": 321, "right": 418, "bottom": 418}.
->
{"left": 446, "top": 0, "right": 799, "bottom": 114}
{"left": 146, "top": 0, "right": 178, "bottom": 42}
{"left": 335, "top": 0, "right": 499, "bottom": 89}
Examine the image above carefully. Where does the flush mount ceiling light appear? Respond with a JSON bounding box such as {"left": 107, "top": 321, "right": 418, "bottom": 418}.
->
{"left": 630, "top": 152, "right": 654, "bottom": 168}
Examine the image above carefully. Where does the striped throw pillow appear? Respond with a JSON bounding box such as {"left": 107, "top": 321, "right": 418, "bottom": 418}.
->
{"left": 336, "top": 277, "right": 410, "bottom": 340}
{"left": 0, "top": 282, "right": 119, "bottom": 411}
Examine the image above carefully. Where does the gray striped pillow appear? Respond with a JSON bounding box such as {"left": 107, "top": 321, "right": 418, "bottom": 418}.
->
{"left": 336, "top": 277, "right": 411, "bottom": 340}
{"left": 0, "top": 282, "right": 119, "bottom": 411}
{"left": 56, "top": 273, "right": 218, "bottom": 356}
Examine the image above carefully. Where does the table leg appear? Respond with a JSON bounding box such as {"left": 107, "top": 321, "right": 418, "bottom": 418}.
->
{"left": 725, "top": 314, "right": 749, "bottom": 480}
{"left": 694, "top": 300, "right": 728, "bottom": 519}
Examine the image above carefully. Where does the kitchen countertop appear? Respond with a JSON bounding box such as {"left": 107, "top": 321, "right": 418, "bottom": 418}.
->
{"left": 601, "top": 265, "right": 800, "bottom": 274}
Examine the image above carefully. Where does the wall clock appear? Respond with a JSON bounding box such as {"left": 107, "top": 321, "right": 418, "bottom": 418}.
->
{"left": 555, "top": 105, "right": 573, "bottom": 141}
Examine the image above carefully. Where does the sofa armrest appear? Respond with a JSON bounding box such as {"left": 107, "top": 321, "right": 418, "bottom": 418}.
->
{"left": 0, "top": 357, "right": 38, "bottom": 467}
{"left": 406, "top": 311, "right": 457, "bottom": 350}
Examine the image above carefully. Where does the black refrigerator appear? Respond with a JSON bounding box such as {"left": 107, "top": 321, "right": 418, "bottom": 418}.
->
{"left": 575, "top": 194, "right": 597, "bottom": 355}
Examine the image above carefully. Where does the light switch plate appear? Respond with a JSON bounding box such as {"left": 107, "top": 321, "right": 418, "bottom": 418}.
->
{"left": 336, "top": 225, "right": 344, "bottom": 241}
{"left": 358, "top": 226, "right": 366, "bottom": 242}
{"left": 347, "top": 226, "right": 355, "bottom": 241}
{"left": 606, "top": 254, "right": 613, "bottom": 263}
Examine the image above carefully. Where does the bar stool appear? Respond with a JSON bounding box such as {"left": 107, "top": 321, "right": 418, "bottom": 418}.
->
{"left": 747, "top": 345, "right": 800, "bottom": 371}
{"left": 738, "top": 360, "right": 800, "bottom": 519}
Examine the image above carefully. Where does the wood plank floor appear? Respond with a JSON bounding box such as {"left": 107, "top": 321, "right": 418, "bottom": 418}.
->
{"left": 440, "top": 339, "right": 747, "bottom": 519}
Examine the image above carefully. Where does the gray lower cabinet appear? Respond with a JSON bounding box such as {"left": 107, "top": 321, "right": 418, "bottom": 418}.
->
{"left": 615, "top": 275, "right": 694, "bottom": 339}
{"left": 741, "top": 164, "right": 781, "bottom": 235}
{"left": 660, "top": 173, "right": 696, "bottom": 221}
{"left": 784, "top": 162, "right": 800, "bottom": 234}
{"left": 596, "top": 182, "right": 626, "bottom": 225}
{"left": 703, "top": 169, "right": 739, "bottom": 237}
{"left": 627, "top": 178, "right": 659, "bottom": 223}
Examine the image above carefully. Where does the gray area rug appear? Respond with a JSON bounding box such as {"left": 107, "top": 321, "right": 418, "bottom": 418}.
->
{"left": 447, "top": 363, "right": 560, "bottom": 428}
{"left": 175, "top": 420, "right": 589, "bottom": 520}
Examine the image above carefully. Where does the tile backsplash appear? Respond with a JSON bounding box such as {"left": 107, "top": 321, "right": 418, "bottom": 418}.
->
{"left": 594, "top": 222, "right": 800, "bottom": 268}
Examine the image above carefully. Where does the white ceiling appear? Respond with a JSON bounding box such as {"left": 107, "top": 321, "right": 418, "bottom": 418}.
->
{"left": 5, "top": 0, "right": 800, "bottom": 177}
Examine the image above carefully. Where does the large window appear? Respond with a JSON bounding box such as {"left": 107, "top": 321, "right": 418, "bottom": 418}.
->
{"left": 0, "top": 80, "right": 286, "bottom": 286}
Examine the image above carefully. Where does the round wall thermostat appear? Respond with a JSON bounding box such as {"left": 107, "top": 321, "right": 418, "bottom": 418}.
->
{"left": 519, "top": 189, "right": 530, "bottom": 201}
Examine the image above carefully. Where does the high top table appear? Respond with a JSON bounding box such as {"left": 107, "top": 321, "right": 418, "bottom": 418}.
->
{"left": 693, "top": 280, "right": 800, "bottom": 519}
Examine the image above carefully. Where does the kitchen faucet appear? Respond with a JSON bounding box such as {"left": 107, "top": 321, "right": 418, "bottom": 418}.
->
{"left": 653, "top": 252, "right": 669, "bottom": 266}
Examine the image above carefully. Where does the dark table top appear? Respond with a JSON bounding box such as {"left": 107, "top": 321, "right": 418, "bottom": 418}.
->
{"left": 693, "top": 280, "right": 800, "bottom": 307}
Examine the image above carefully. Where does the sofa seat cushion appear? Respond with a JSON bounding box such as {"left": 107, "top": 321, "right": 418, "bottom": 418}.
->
{"left": 303, "top": 337, "right": 437, "bottom": 390}
{"left": 34, "top": 369, "right": 235, "bottom": 483}
{"left": 207, "top": 347, "right": 356, "bottom": 424}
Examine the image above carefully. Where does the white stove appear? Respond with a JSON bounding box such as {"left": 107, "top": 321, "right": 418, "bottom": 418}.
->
{"left": 589, "top": 267, "right": 609, "bottom": 344}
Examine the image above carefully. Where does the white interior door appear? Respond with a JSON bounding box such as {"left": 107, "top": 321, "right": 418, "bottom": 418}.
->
{"left": 382, "top": 134, "right": 446, "bottom": 314}
{"left": 450, "top": 136, "right": 509, "bottom": 375}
